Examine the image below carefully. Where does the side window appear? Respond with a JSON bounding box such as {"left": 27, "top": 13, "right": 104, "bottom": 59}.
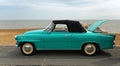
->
{"left": 53, "top": 24, "right": 68, "bottom": 32}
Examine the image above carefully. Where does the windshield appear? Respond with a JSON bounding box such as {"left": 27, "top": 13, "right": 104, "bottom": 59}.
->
{"left": 44, "top": 22, "right": 55, "bottom": 32}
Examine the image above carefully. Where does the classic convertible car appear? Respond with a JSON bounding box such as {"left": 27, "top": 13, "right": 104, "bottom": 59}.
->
{"left": 15, "top": 20, "right": 115, "bottom": 56}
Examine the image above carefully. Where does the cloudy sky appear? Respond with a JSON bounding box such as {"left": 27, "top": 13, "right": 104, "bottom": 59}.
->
{"left": 0, "top": 0, "right": 120, "bottom": 20}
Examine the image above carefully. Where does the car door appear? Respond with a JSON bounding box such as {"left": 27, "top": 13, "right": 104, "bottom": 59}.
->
{"left": 44, "top": 24, "right": 72, "bottom": 50}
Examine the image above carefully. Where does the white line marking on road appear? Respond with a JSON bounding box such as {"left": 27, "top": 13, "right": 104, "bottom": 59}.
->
{"left": 42, "top": 56, "right": 47, "bottom": 66}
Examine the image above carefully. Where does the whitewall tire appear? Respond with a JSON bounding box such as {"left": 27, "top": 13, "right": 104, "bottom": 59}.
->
{"left": 20, "top": 43, "right": 36, "bottom": 56}
{"left": 82, "top": 44, "right": 97, "bottom": 56}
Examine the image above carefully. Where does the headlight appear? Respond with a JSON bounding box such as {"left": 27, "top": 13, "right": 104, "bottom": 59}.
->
{"left": 15, "top": 35, "right": 18, "bottom": 40}
{"left": 15, "top": 35, "right": 17, "bottom": 38}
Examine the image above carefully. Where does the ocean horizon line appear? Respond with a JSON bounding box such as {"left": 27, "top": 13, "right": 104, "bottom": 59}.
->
{"left": 0, "top": 20, "right": 119, "bottom": 33}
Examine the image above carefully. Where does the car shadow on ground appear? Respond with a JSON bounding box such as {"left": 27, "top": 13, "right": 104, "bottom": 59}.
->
{"left": 36, "top": 50, "right": 112, "bottom": 59}
{"left": 5, "top": 47, "right": 112, "bottom": 59}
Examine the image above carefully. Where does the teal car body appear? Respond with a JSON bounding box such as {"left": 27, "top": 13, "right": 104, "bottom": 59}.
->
{"left": 15, "top": 20, "right": 115, "bottom": 55}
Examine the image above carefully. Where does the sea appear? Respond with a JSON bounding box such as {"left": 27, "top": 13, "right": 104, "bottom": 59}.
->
{"left": 0, "top": 20, "right": 119, "bottom": 33}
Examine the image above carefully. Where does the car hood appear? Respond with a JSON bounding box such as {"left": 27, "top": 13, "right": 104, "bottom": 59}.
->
{"left": 24, "top": 29, "right": 45, "bottom": 34}
{"left": 88, "top": 20, "right": 106, "bottom": 32}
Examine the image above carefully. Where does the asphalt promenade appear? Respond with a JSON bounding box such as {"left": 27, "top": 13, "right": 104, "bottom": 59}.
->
{"left": 0, "top": 46, "right": 119, "bottom": 66}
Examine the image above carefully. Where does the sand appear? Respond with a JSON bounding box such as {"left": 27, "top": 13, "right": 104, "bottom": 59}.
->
{"left": 0, "top": 29, "right": 39, "bottom": 46}
{"left": 0, "top": 29, "right": 120, "bottom": 46}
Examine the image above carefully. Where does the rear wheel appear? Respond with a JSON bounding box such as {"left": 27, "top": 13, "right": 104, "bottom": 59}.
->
{"left": 82, "top": 43, "right": 97, "bottom": 56}
{"left": 20, "top": 43, "right": 36, "bottom": 56}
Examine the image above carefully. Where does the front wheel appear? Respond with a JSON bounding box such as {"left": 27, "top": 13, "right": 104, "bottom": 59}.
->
{"left": 20, "top": 43, "right": 36, "bottom": 56}
{"left": 82, "top": 44, "right": 97, "bottom": 56}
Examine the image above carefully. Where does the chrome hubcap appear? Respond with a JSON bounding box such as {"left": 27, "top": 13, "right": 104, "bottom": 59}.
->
{"left": 86, "top": 45, "right": 94, "bottom": 53}
{"left": 24, "top": 45, "right": 32, "bottom": 52}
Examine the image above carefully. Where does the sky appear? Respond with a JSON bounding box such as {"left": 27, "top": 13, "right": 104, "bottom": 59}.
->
{"left": 0, "top": 0, "right": 120, "bottom": 20}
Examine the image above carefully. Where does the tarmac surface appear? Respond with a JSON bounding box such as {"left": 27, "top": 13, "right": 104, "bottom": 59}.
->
{"left": 0, "top": 46, "right": 120, "bottom": 66}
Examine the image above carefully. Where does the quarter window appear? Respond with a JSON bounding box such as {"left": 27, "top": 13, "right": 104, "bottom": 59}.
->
{"left": 53, "top": 24, "right": 68, "bottom": 32}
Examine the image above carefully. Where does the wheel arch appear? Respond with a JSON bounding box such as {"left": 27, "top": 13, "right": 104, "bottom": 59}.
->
{"left": 81, "top": 42, "right": 100, "bottom": 50}
{"left": 19, "top": 42, "right": 36, "bottom": 48}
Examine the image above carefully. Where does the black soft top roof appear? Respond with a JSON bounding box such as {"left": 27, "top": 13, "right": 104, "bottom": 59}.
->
{"left": 53, "top": 20, "right": 78, "bottom": 24}
{"left": 53, "top": 20, "right": 86, "bottom": 33}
